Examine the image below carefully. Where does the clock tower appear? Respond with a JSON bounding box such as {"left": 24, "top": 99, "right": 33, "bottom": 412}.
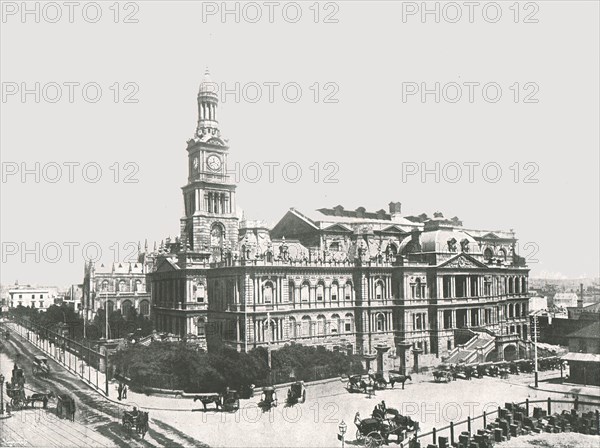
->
{"left": 180, "top": 69, "right": 238, "bottom": 261}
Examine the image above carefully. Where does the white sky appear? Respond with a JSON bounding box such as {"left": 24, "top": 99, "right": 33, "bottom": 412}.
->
{"left": 1, "top": 1, "right": 599, "bottom": 287}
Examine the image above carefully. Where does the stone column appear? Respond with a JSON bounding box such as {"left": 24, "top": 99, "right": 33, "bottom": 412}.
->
{"left": 412, "top": 347, "right": 423, "bottom": 373}
{"left": 396, "top": 341, "right": 412, "bottom": 375}
{"left": 375, "top": 344, "right": 390, "bottom": 374}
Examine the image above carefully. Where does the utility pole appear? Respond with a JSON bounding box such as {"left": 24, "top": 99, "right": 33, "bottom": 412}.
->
{"left": 532, "top": 309, "right": 542, "bottom": 388}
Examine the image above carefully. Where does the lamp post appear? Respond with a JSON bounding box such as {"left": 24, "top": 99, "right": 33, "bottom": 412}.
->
{"left": 0, "top": 373, "right": 5, "bottom": 415}
{"left": 338, "top": 420, "right": 347, "bottom": 448}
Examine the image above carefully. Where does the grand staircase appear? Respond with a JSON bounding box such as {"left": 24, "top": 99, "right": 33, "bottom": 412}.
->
{"left": 443, "top": 328, "right": 497, "bottom": 364}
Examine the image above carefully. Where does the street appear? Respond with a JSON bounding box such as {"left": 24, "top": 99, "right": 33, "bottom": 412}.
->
{"left": 1, "top": 330, "right": 208, "bottom": 448}
{"left": 1, "top": 326, "right": 596, "bottom": 448}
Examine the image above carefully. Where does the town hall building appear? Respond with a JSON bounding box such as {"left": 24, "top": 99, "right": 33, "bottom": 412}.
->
{"left": 149, "top": 71, "right": 531, "bottom": 372}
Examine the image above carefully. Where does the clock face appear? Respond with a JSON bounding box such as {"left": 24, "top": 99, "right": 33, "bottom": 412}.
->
{"left": 207, "top": 154, "right": 222, "bottom": 171}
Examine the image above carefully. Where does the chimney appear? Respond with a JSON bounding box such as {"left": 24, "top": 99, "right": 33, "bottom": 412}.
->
{"left": 389, "top": 202, "right": 402, "bottom": 220}
{"left": 578, "top": 283, "right": 584, "bottom": 308}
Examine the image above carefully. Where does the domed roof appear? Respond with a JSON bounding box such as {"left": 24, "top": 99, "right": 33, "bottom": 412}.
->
{"left": 199, "top": 68, "right": 217, "bottom": 95}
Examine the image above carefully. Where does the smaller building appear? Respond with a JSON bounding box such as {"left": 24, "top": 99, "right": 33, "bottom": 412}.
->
{"left": 7, "top": 285, "right": 58, "bottom": 311}
{"left": 528, "top": 295, "right": 548, "bottom": 313}
{"left": 563, "top": 321, "right": 600, "bottom": 387}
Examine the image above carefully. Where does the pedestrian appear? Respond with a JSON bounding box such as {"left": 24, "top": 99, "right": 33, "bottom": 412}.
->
{"left": 123, "top": 384, "right": 128, "bottom": 400}
{"left": 118, "top": 382, "right": 123, "bottom": 401}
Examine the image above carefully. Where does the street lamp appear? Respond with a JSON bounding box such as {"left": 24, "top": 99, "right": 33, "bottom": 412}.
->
{"left": 338, "top": 420, "right": 347, "bottom": 448}
{"left": 0, "top": 373, "right": 5, "bottom": 415}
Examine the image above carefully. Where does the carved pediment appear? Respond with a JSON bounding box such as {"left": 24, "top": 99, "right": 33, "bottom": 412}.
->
{"left": 438, "top": 253, "right": 487, "bottom": 269}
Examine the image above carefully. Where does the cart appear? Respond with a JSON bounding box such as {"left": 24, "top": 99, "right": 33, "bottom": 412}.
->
{"left": 286, "top": 381, "right": 306, "bottom": 405}
{"left": 56, "top": 394, "right": 76, "bottom": 421}
{"left": 259, "top": 387, "right": 278, "bottom": 411}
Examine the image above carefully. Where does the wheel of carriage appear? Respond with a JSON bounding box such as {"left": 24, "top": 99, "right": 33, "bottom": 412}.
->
{"left": 356, "top": 429, "right": 365, "bottom": 443}
{"left": 365, "top": 431, "right": 384, "bottom": 448}
{"left": 124, "top": 420, "right": 133, "bottom": 431}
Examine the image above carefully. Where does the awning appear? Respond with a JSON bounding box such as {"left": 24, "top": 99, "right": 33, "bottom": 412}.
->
{"left": 562, "top": 352, "right": 600, "bottom": 363}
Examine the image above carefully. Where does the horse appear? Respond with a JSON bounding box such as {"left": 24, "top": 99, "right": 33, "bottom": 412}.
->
{"left": 136, "top": 411, "right": 149, "bottom": 438}
{"left": 27, "top": 391, "right": 55, "bottom": 408}
{"left": 390, "top": 374, "right": 412, "bottom": 390}
{"left": 194, "top": 394, "right": 221, "bottom": 411}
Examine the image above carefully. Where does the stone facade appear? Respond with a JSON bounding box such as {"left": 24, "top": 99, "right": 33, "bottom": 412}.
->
{"left": 150, "top": 71, "right": 531, "bottom": 372}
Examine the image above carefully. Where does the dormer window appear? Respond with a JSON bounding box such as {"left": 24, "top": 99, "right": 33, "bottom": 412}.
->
{"left": 447, "top": 238, "right": 457, "bottom": 252}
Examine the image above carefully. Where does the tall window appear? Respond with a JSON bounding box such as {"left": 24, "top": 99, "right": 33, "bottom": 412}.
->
{"left": 316, "top": 282, "right": 324, "bottom": 301}
{"left": 302, "top": 316, "right": 311, "bottom": 337}
{"left": 331, "top": 282, "right": 339, "bottom": 301}
{"left": 345, "top": 282, "right": 352, "bottom": 301}
{"left": 139, "top": 300, "right": 150, "bottom": 316}
{"left": 331, "top": 314, "right": 340, "bottom": 334}
{"left": 289, "top": 317, "right": 297, "bottom": 338}
{"left": 345, "top": 314, "right": 353, "bottom": 333}
{"left": 443, "top": 277, "right": 451, "bottom": 298}
{"left": 196, "top": 283, "right": 205, "bottom": 303}
{"left": 470, "top": 277, "right": 479, "bottom": 297}
{"left": 375, "top": 280, "right": 384, "bottom": 300}
{"left": 377, "top": 314, "right": 385, "bottom": 332}
{"left": 263, "top": 281, "right": 274, "bottom": 304}
{"left": 301, "top": 282, "right": 310, "bottom": 302}
{"left": 119, "top": 280, "right": 127, "bottom": 292}
{"left": 317, "top": 315, "right": 326, "bottom": 335}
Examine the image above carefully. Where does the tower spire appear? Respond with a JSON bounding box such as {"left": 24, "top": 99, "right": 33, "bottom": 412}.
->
{"left": 197, "top": 67, "right": 219, "bottom": 136}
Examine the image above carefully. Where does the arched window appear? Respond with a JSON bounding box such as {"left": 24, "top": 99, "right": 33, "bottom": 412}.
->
{"left": 101, "top": 280, "right": 109, "bottom": 291}
{"left": 515, "top": 277, "right": 521, "bottom": 294}
{"left": 196, "top": 317, "right": 205, "bottom": 336}
{"left": 331, "top": 314, "right": 340, "bottom": 334}
{"left": 376, "top": 313, "right": 386, "bottom": 332}
{"left": 414, "top": 278, "right": 422, "bottom": 298}
{"left": 121, "top": 300, "right": 133, "bottom": 317}
{"left": 331, "top": 282, "right": 339, "bottom": 301}
{"left": 265, "top": 251, "right": 273, "bottom": 263}
{"left": 135, "top": 280, "right": 143, "bottom": 292}
{"left": 345, "top": 282, "right": 353, "bottom": 301}
{"left": 288, "top": 280, "right": 296, "bottom": 302}
{"left": 344, "top": 313, "right": 354, "bottom": 333}
{"left": 301, "top": 316, "right": 311, "bottom": 337}
{"left": 118, "top": 280, "right": 127, "bottom": 293}
{"left": 316, "top": 282, "right": 325, "bottom": 301}
{"left": 317, "top": 315, "right": 326, "bottom": 335}
{"left": 263, "top": 281, "right": 274, "bottom": 304}
{"left": 509, "top": 277, "right": 514, "bottom": 294}
{"left": 301, "top": 281, "right": 310, "bottom": 302}
{"left": 387, "top": 243, "right": 398, "bottom": 257}
{"left": 195, "top": 283, "right": 205, "bottom": 303}
{"left": 375, "top": 280, "right": 384, "bottom": 300}
{"left": 289, "top": 317, "right": 297, "bottom": 338}
{"left": 521, "top": 277, "right": 527, "bottom": 294}
{"left": 139, "top": 300, "right": 150, "bottom": 316}
{"left": 508, "top": 303, "right": 514, "bottom": 318}
{"left": 483, "top": 248, "right": 494, "bottom": 261}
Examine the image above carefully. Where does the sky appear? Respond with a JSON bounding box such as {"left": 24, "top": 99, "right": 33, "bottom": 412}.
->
{"left": 1, "top": 1, "right": 599, "bottom": 287}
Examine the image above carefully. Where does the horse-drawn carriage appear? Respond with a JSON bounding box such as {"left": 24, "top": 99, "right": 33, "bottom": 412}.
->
{"left": 33, "top": 355, "right": 50, "bottom": 377}
{"left": 194, "top": 389, "right": 240, "bottom": 412}
{"left": 6, "top": 364, "right": 26, "bottom": 408}
{"left": 286, "top": 381, "right": 306, "bottom": 405}
{"left": 369, "top": 371, "right": 413, "bottom": 390}
{"left": 346, "top": 374, "right": 373, "bottom": 394}
{"left": 433, "top": 364, "right": 454, "bottom": 383}
{"left": 122, "top": 407, "right": 149, "bottom": 438}
{"left": 259, "top": 386, "right": 278, "bottom": 411}
{"left": 354, "top": 403, "right": 419, "bottom": 448}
